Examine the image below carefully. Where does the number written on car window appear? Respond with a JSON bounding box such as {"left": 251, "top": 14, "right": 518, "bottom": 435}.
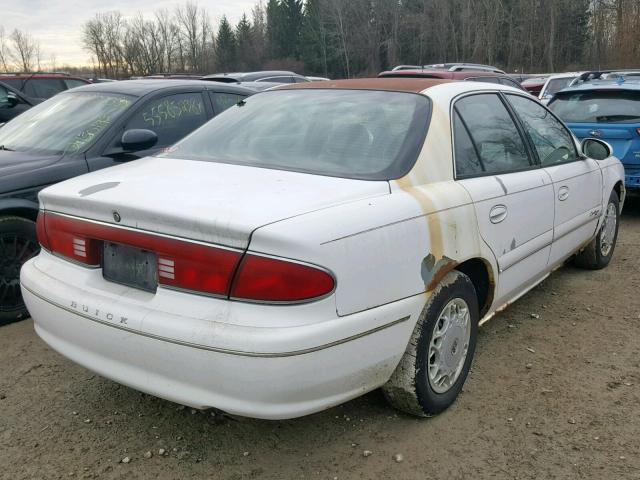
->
{"left": 126, "top": 93, "right": 208, "bottom": 148}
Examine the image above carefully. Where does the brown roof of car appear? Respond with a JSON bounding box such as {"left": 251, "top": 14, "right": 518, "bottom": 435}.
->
{"left": 281, "top": 77, "right": 452, "bottom": 93}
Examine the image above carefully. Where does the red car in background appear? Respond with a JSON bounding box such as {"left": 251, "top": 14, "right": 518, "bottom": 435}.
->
{"left": 0, "top": 73, "right": 90, "bottom": 100}
{"left": 520, "top": 76, "right": 549, "bottom": 97}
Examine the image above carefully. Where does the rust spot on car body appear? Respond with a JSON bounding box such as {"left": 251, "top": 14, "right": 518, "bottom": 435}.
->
{"left": 422, "top": 254, "right": 457, "bottom": 292}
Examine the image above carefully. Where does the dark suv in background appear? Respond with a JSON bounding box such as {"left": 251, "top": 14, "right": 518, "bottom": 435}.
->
{"left": 0, "top": 73, "right": 91, "bottom": 100}
{"left": 0, "top": 80, "right": 40, "bottom": 124}
{"left": 0, "top": 79, "right": 253, "bottom": 324}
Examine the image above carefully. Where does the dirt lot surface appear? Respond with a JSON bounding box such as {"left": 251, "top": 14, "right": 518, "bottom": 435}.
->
{"left": 2, "top": 200, "right": 640, "bottom": 480}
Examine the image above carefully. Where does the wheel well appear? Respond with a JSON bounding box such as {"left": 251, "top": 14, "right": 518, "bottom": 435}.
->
{"left": 455, "top": 258, "right": 494, "bottom": 316}
{"left": 613, "top": 181, "right": 624, "bottom": 205}
{"left": 0, "top": 207, "right": 38, "bottom": 222}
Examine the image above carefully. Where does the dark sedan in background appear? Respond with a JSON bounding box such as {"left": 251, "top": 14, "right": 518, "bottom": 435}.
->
{"left": 0, "top": 79, "right": 253, "bottom": 324}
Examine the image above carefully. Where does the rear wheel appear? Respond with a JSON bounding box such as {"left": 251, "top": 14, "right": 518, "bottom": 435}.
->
{"left": 573, "top": 190, "right": 619, "bottom": 270}
{"left": 383, "top": 270, "right": 479, "bottom": 417}
{"left": 0, "top": 216, "right": 39, "bottom": 325}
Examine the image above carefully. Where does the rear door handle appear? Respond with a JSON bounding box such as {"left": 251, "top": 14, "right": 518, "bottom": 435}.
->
{"left": 558, "top": 186, "right": 570, "bottom": 201}
{"left": 489, "top": 204, "right": 508, "bottom": 224}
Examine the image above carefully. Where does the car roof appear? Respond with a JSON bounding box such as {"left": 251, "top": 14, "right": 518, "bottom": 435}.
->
{"left": 279, "top": 77, "right": 453, "bottom": 93}
{"left": 203, "top": 71, "right": 301, "bottom": 81}
{"left": 555, "top": 79, "right": 640, "bottom": 94}
{"left": 0, "top": 73, "right": 89, "bottom": 81}
{"left": 61, "top": 79, "right": 255, "bottom": 97}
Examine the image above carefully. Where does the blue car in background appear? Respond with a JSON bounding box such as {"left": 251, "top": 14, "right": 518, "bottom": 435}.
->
{"left": 549, "top": 77, "right": 640, "bottom": 190}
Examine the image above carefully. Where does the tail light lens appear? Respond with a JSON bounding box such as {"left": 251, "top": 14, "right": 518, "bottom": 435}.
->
{"left": 39, "top": 212, "right": 101, "bottom": 265}
{"left": 636, "top": 128, "right": 640, "bottom": 137}
{"left": 35, "top": 211, "right": 50, "bottom": 251}
{"left": 230, "top": 254, "right": 335, "bottom": 302}
{"left": 37, "top": 211, "right": 334, "bottom": 302}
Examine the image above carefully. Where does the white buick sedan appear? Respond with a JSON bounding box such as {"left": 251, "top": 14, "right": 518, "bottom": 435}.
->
{"left": 21, "top": 78, "right": 624, "bottom": 419}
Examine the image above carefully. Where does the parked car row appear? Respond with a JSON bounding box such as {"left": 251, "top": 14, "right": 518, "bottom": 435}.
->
{"left": 0, "top": 64, "right": 631, "bottom": 420}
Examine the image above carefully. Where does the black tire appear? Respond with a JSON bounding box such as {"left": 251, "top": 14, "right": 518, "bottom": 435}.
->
{"left": 573, "top": 190, "right": 620, "bottom": 270}
{"left": 382, "top": 270, "right": 479, "bottom": 417}
{"left": 0, "top": 216, "right": 39, "bottom": 325}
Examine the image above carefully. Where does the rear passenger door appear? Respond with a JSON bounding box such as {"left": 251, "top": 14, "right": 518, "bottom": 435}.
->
{"left": 504, "top": 93, "right": 603, "bottom": 267}
{"left": 453, "top": 93, "right": 555, "bottom": 306}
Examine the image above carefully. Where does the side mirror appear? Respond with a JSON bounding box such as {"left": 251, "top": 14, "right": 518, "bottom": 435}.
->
{"left": 121, "top": 129, "right": 158, "bottom": 152}
{"left": 6, "top": 92, "right": 19, "bottom": 107}
{"left": 581, "top": 138, "right": 612, "bottom": 161}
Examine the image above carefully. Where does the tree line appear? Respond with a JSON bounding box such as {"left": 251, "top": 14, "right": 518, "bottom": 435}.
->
{"left": 2, "top": 0, "right": 640, "bottom": 78}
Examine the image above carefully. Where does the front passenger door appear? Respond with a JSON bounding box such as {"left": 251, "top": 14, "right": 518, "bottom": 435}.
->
{"left": 505, "top": 94, "right": 603, "bottom": 267}
{"left": 88, "top": 92, "right": 210, "bottom": 171}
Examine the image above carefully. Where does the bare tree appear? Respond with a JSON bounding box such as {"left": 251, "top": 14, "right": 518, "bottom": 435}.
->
{"left": 10, "top": 29, "right": 40, "bottom": 72}
{"left": 0, "top": 26, "right": 9, "bottom": 71}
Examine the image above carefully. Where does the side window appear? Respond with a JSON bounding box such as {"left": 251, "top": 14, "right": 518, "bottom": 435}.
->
{"left": 293, "top": 76, "right": 310, "bottom": 83}
{"left": 0, "top": 85, "right": 9, "bottom": 108}
{"left": 125, "top": 93, "right": 207, "bottom": 148}
{"left": 454, "top": 94, "right": 531, "bottom": 176}
{"left": 506, "top": 94, "right": 577, "bottom": 166}
{"left": 453, "top": 110, "right": 483, "bottom": 177}
{"left": 24, "top": 79, "right": 66, "bottom": 99}
{"left": 466, "top": 76, "right": 501, "bottom": 84}
{"left": 500, "top": 78, "right": 523, "bottom": 90}
{"left": 209, "top": 92, "right": 245, "bottom": 114}
{"left": 258, "top": 76, "right": 294, "bottom": 83}
{"left": 64, "top": 79, "right": 88, "bottom": 90}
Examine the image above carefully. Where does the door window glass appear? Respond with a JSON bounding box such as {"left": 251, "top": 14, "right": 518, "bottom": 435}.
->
{"left": 453, "top": 110, "right": 483, "bottom": 177}
{"left": 507, "top": 94, "right": 577, "bottom": 166}
{"left": 125, "top": 93, "right": 207, "bottom": 148}
{"left": 64, "top": 79, "right": 89, "bottom": 90}
{"left": 24, "top": 79, "right": 66, "bottom": 99}
{"left": 0, "top": 85, "right": 9, "bottom": 108}
{"left": 454, "top": 94, "right": 531, "bottom": 175}
{"left": 210, "top": 92, "right": 245, "bottom": 114}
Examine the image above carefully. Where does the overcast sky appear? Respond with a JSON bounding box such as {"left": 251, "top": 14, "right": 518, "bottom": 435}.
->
{"left": 3, "top": 0, "right": 257, "bottom": 66}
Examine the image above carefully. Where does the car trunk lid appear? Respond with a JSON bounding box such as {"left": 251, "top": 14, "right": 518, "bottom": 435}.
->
{"left": 38, "top": 157, "right": 390, "bottom": 249}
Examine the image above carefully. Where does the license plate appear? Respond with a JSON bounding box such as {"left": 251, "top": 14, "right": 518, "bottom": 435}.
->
{"left": 102, "top": 242, "right": 158, "bottom": 292}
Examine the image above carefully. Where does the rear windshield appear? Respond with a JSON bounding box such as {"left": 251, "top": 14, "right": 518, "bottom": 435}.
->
{"left": 549, "top": 90, "right": 640, "bottom": 123}
{"left": 544, "top": 77, "right": 575, "bottom": 96}
{"left": 163, "top": 89, "right": 431, "bottom": 180}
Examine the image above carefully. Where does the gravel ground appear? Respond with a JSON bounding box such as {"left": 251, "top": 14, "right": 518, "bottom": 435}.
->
{"left": 1, "top": 198, "right": 640, "bottom": 480}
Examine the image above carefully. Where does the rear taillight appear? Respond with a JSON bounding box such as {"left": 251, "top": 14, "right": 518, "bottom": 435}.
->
{"left": 36, "top": 211, "right": 50, "bottom": 251}
{"left": 38, "top": 211, "right": 334, "bottom": 302}
{"left": 39, "top": 212, "right": 101, "bottom": 265}
{"left": 636, "top": 128, "right": 640, "bottom": 137}
{"left": 230, "top": 254, "right": 335, "bottom": 302}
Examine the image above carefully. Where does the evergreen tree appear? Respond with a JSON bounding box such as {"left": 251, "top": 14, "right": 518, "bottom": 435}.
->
{"left": 266, "top": 0, "right": 283, "bottom": 59}
{"left": 215, "top": 16, "right": 236, "bottom": 71}
{"left": 279, "top": 0, "right": 303, "bottom": 59}
{"left": 236, "top": 14, "right": 253, "bottom": 70}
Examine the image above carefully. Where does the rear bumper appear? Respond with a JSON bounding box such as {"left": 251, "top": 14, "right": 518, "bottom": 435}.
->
{"left": 21, "top": 253, "right": 423, "bottom": 419}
